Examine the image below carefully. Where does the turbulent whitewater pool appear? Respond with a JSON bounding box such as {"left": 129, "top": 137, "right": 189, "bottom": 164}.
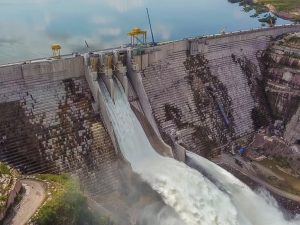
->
{"left": 102, "top": 80, "right": 300, "bottom": 225}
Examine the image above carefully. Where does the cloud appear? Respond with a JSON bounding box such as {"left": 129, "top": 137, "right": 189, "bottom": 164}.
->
{"left": 0, "top": 0, "right": 54, "bottom": 5}
{"left": 153, "top": 24, "right": 172, "bottom": 41}
{"left": 90, "top": 15, "right": 114, "bottom": 25}
{"left": 233, "top": 9, "right": 244, "bottom": 20}
{"left": 0, "top": 37, "right": 18, "bottom": 46}
{"left": 103, "top": 0, "right": 143, "bottom": 12}
{"left": 46, "top": 31, "right": 71, "bottom": 42}
{"left": 97, "top": 27, "right": 121, "bottom": 36}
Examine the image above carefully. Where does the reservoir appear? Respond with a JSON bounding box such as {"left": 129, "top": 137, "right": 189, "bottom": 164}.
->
{"left": 0, "top": 0, "right": 289, "bottom": 64}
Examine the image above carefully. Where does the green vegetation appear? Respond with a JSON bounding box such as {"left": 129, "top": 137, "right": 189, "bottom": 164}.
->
{"left": 32, "top": 174, "right": 112, "bottom": 225}
{"left": 258, "top": 14, "right": 277, "bottom": 24}
{"left": 265, "top": 176, "right": 300, "bottom": 195}
{"left": 287, "top": 36, "right": 300, "bottom": 44}
{"left": 257, "top": 0, "right": 300, "bottom": 12}
{"left": 228, "top": 0, "right": 277, "bottom": 25}
{"left": 0, "top": 162, "right": 13, "bottom": 216}
{"left": 228, "top": 0, "right": 268, "bottom": 14}
{"left": 258, "top": 159, "right": 300, "bottom": 196}
{"left": 0, "top": 162, "right": 11, "bottom": 175}
{"left": 228, "top": 0, "right": 300, "bottom": 21}
{"left": 284, "top": 36, "right": 300, "bottom": 48}
{"left": 272, "top": 156, "right": 290, "bottom": 168}
{"left": 260, "top": 156, "right": 290, "bottom": 169}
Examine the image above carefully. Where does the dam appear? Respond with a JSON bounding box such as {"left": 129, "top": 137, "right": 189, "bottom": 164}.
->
{"left": 1, "top": 24, "right": 300, "bottom": 223}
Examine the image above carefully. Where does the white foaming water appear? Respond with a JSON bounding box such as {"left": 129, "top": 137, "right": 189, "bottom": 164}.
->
{"left": 102, "top": 80, "right": 239, "bottom": 225}
{"left": 102, "top": 80, "right": 300, "bottom": 225}
{"left": 187, "top": 151, "right": 300, "bottom": 225}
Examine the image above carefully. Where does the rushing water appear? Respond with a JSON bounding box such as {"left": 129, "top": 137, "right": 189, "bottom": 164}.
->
{"left": 0, "top": 0, "right": 289, "bottom": 64}
{"left": 103, "top": 80, "right": 239, "bottom": 225}
{"left": 186, "top": 152, "right": 300, "bottom": 225}
{"left": 102, "top": 79, "right": 300, "bottom": 225}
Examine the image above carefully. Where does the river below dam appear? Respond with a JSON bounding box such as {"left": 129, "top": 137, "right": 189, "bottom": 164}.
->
{"left": 101, "top": 79, "right": 300, "bottom": 225}
{"left": 0, "top": 0, "right": 289, "bottom": 64}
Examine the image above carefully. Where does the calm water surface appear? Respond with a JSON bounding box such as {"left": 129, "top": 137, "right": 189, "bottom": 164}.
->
{"left": 0, "top": 0, "right": 289, "bottom": 64}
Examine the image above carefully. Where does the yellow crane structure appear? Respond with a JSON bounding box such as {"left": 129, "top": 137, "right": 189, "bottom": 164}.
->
{"left": 51, "top": 43, "right": 61, "bottom": 59}
{"left": 128, "top": 27, "right": 147, "bottom": 46}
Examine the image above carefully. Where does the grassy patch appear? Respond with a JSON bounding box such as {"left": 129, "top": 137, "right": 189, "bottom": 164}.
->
{"left": 261, "top": 157, "right": 290, "bottom": 169}
{"left": 0, "top": 163, "right": 11, "bottom": 175}
{"left": 258, "top": 159, "right": 300, "bottom": 195}
{"left": 284, "top": 36, "right": 300, "bottom": 48}
{"left": 32, "top": 174, "right": 112, "bottom": 225}
{"left": 265, "top": 175, "right": 300, "bottom": 195}
{"left": 0, "top": 194, "right": 7, "bottom": 211}
{"left": 0, "top": 163, "right": 13, "bottom": 217}
{"left": 257, "top": 0, "right": 300, "bottom": 12}
{"left": 229, "top": 0, "right": 300, "bottom": 20}
{"left": 228, "top": 0, "right": 277, "bottom": 24}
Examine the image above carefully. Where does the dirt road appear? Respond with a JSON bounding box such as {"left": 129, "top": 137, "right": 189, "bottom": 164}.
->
{"left": 10, "top": 179, "right": 46, "bottom": 225}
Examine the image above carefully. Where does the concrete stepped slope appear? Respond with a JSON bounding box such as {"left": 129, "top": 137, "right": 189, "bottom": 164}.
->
{"left": 142, "top": 51, "right": 209, "bottom": 156}
{"left": 141, "top": 50, "right": 228, "bottom": 156}
{"left": 0, "top": 57, "right": 119, "bottom": 195}
{"left": 139, "top": 24, "right": 300, "bottom": 157}
{"left": 201, "top": 35, "right": 271, "bottom": 137}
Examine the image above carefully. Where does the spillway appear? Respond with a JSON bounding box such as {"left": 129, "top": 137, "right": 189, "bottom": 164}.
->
{"left": 102, "top": 80, "right": 239, "bottom": 225}
{"left": 101, "top": 79, "right": 299, "bottom": 225}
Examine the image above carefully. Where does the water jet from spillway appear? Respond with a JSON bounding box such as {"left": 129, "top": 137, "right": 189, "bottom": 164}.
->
{"left": 186, "top": 151, "right": 300, "bottom": 225}
{"left": 101, "top": 79, "right": 299, "bottom": 225}
{"left": 101, "top": 79, "right": 239, "bottom": 225}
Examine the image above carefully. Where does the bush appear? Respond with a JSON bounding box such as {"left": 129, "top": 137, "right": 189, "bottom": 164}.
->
{"left": 0, "top": 163, "right": 11, "bottom": 175}
{"left": 33, "top": 175, "right": 112, "bottom": 225}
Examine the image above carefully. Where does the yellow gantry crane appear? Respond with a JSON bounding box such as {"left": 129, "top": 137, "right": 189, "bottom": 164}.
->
{"left": 128, "top": 27, "right": 147, "bottom": 46}
{"left": 51, "top": 43, "right": 61, "bottom": 59}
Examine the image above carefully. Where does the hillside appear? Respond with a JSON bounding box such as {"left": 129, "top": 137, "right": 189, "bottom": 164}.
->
{"left": 257, "top": 0, "right": 300, "bottom": 20}
{"left": 228, "top": 0, "right": 300, "bottom": 21}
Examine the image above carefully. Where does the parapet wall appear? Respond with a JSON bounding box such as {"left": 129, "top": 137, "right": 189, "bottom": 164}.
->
{"left": 131, "top": 25, "right": 300, "bottom": 69}
{"left": 0, "top": 56, "right": 84, "bottom": 82}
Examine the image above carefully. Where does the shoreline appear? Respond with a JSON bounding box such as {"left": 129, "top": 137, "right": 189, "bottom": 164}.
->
{"left": 264, "top": 3, "right": 300, "bottom": 22}
{"left": 248, "top": 0, "right": 300, "bottom": 21}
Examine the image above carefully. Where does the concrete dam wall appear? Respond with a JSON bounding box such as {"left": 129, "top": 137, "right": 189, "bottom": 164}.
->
{"left": 137, "top": 24, "right": 300, "bottom": 157}
{"left": 1, "top": 24, "right": 300, "bottom": 197}
{"left": 0, "top": 57, "right": 119, "bottom": 195}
